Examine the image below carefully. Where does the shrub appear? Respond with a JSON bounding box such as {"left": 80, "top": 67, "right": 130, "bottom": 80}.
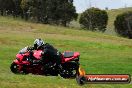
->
{"left": 114, "top": 11, "right": 132, "bottom": 39}
{"left": 79, "top": 7, "right": 108, "bottom": 32}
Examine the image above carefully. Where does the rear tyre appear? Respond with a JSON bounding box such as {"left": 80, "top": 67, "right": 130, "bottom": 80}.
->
{"left": 60, "top": 62, "right": 79, "bottom": 78}
{"left": 76, "top": 75, "right": 86, "bottom": 85}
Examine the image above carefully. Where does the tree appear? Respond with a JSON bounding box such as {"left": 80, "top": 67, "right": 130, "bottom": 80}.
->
{"left": 79, "top": 7, "right": 108, "bottom": 32}
{"left": 43, "top": 0, "right": 77, "bottom": 26}
{"left": 0, "top": 0, "right": 77, "bottom": 26}
{"left": 59, "top": 0, "right": 78, "bottom": 26}
{"left": 20, "top": 0, "right": 48, "bottom": 22}
{"left": 21, "top": 0, "right": 30, "bottom": 19}
{"left": 0, "top": 0, "right": 15, "bottom": 15}
{"left": 114, "top": 11, "right": 132, "bottom": 39}
{"left": 13, "top": 0, "right": 22, "bottom": 17}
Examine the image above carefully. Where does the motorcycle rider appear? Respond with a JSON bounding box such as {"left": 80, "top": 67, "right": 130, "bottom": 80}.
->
{"left": 28, "top": 38, "right": 62, "bottom": 69}
{"left": 33, "top": 38, "right": 45, "bottom": 50}
{"left": 27, "top": 38, "right": 44, "bottom": 62}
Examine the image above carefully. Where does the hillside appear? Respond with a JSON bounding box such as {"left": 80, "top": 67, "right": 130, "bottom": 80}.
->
{"left": 74, "top": 7, "right": 132, "bottom": 35}
{"left": 0, "top": 16, "right": 132, "bottom": 88}
{"left": 106, "top": 7, "right": 132, "bottom": 35}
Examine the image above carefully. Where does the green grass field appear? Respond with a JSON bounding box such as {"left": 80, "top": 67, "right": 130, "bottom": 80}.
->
{"left": 0, "top": 16, "right": 132, "bottom": 88}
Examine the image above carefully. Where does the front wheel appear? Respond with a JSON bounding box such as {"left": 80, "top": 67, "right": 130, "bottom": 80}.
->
{"left": 10, "top": 63, "right": 28, "bottom": 74}
{"left": 10, "top": 63, "right": 20, "bottom": 74}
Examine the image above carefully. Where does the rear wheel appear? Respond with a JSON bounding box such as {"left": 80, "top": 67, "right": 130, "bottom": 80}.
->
{"left": 76, "top": 75, "right": 86, "bottom": 85}
{"left": 60, "top": 62, "right": 79, "bottom": 78}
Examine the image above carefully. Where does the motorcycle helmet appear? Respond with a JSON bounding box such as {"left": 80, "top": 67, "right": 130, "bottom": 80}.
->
{"left": 34, "top": 38, "right": 44, "bottom": 49}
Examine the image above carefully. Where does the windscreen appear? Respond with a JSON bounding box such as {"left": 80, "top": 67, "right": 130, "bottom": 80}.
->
{"left": 19, "top": 47, "right": 28, "bottom": 54}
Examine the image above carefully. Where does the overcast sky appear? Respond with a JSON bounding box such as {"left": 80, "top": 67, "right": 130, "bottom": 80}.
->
{"left": 73, "top": 0, "right": 132, "bottom": 13}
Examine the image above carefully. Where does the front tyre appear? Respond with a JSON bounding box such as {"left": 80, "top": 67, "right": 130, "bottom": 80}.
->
{"left": 10, "top": 63, "right": 20, "bottom": 74}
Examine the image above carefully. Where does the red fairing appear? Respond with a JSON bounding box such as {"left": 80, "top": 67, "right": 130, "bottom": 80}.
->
{"left": 16, "top": 54, "right": 24, "bottom": 62}
{"left": 62, "top": 52, "right": 80, "bottom": 63}
{"left": 16, "top": 52, "right": 30, "bottom": 62}
{"left": 13, "top": 59, "right": 20, "bottom": 64}
{"left": 33, "top": 50, "right": 42, "bottom": 60}
{"left": 74, "top": 52, "right": 80, "bottom": 58}
{"left": 13, "top": 59, "right": 30, "bottom": 65}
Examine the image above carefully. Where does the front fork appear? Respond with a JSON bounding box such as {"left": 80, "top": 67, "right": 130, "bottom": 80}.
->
{"left": 13, "top": 59, "right": 30, "bottom": 72}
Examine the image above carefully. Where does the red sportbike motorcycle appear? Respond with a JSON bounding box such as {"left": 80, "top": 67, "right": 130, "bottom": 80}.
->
{"left": 10, "top": 47, "right": 80, "bottom": 78}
